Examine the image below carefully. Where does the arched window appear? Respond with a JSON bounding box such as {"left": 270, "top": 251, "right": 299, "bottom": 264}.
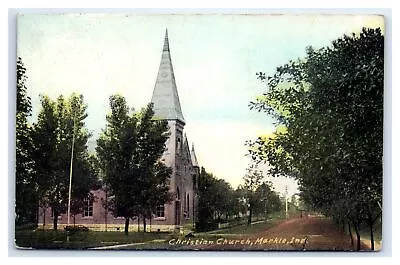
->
{"left": 183, "top": 192, "right": 186, "bottom": 211}
{"left": 187, "top": 194, "right": 190, "bottom": 215}
{"left": 176, "top": 187, "right": 180, "bottom": 200}
{"left": 176, "top": 137, "right": 181, "bottom": 154}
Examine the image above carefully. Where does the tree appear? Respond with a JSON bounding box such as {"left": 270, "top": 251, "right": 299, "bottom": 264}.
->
{"left": 135, "top": 103, "right": 173, "bottom": 232}
{"left": 196, "top": 167, "right": 216, "bottom": 231}
{"left": 230, "top": 188, "right": 247, "bottom": 219}
{"left": 33, "top": 93, "right": 94, "bottom": 230}
{"left": 242, "top": 164, "right": 264, "bottom": 225}
{"left": 248, "top": 28, "right": 383, "bottom": 250}
{"left": 96, "top": 95, "right": 172, "bottom": 234}
{"left": 196, "top": 167, "right": 238, "bottom": 231}
{"left": 15, "top": 57, "right": 37, "bottom": 225}
{"left": 253, "top": 181, "right": 282, "bottom": 218}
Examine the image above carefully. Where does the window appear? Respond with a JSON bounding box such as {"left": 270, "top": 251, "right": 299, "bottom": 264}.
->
{"left": 156, "top": 205, "right": 165, "bottom": 218}
{"left": 83, "top": 196, "right": 93, "bottom": 217}
{"left": 176, "top": 187, "right": 180, "bottom": 200}
{"left": 183, "top": 193, "right": 190, "bottom": 219}
{"left": 176, "top": 137, "right": 181, "bottom": 153}
{"left": 187, "top": 194, "right": 190, "bottom": 214}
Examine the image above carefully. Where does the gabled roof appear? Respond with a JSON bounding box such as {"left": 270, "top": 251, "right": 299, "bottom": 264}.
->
{"left": 151, "top": 29, "right": 185, "bottom": 124}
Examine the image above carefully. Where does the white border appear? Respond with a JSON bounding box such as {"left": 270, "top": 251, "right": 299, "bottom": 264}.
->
{"left": 2, "top": 2, "right": 397, "bottom": 264}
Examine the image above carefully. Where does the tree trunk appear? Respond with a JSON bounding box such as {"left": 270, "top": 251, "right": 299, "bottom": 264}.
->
{"left": 143, "top": 216, "right": 147, "bottom": 232}
{"left": 73, "top": 214, "right": 76, "bottom": 226}
{"left": 42, "top": 208, "right": 46, "bottom": 227}
{"left": 124, "top": 217, "right": 129, "bottom": 234}
{"left": 36, "top": 205, "right": 39, "bottom": 225}
{"left": 53, "top": 211, "right": 58, "bottom": 231}
{"left": 369, "top": 222, "right": 375, "bottom": 251}
{"left": 247, "top": 207, "right": 252, "bottom": 225}
{"left": 356, "top": 231, "right": 361, "bottom": 251}
{"left": 348, "top": 221, "right": 354, "bottom": 246}
{"left": 105, "top": 209, "right": 108, "bottom": 232}
{"left": 137, "top": 217, "right": 140, "bottom": 232}
{"left": 105, "top": 188, "right": 108, "bottom": 232}
{"left": 353, "top": 221, "right": 361, "bottom": 251}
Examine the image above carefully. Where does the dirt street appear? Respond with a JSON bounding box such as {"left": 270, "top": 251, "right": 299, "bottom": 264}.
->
{"left": 190, "top": 217, "right": 370, "bottom": 251}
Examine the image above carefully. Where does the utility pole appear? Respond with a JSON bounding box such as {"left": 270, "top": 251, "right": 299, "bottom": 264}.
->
{"left": 67, "top": 115, "right": 76, "bottom": 226}
{"left": 285, "top": 185, "right": 288, "bottom": 219}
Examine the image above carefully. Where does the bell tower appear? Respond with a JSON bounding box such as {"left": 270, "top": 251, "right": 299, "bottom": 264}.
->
{"left": 151, "top": 29, "right": 197, "bottom": 228}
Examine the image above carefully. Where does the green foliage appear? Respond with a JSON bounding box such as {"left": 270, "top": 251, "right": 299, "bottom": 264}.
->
{"left": 240, "top": 164, "right": 283, "bottom": 224}
{"left": 196, "top": 167, "right": 242, "bottom": 231}
{"left": 16, "top": 57, "right": 37, "bottom": 225}
{"left": 33, "top": 93, "right": 95, "bottom": 229}
{"left": 196, "top": 166, "right": 282, "bottom": 232}
{"left": 96, "top": 95, "right": 172, "bottom": 233}
{"left": 253, "top": 182, "right": 283, "bottom": 216}
{"left": 64, "top": 225, "right": 89, "bottom": 232}
{"left": 248, "top": 28, "right": 383, "bottom": 250}
{"left": 15, "top": 230, "right": 171, "bottom": 249}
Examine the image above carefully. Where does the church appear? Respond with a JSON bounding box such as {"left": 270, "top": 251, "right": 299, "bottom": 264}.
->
{"left": 38, "top": 30, "right": 200, "bottom": 232}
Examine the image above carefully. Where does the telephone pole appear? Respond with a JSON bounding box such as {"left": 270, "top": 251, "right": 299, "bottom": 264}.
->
{"left": 67, "top": 115, "right": 76, "bottom": 226}
{"left": 285, "top": 185, "right": 288, "bottom": 219}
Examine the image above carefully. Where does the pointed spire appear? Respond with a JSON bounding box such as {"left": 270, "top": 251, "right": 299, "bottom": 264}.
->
{"left": 191, "top": 143, "right": 199, "bottom": 167}
{"left": 151, "top": 30, "right": 185, "bottom": 124}
{"left": 163, "top": 28, "right": 169, "bottom": 51}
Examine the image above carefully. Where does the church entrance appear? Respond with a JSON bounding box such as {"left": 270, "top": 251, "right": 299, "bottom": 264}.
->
{"left": 175, "top": 201, "right": 181, "bottom": 225}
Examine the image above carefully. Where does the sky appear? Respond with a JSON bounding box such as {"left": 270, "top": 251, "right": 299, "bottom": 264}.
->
{"left": 17, "top": 13, "right": 384, "bottom": 197}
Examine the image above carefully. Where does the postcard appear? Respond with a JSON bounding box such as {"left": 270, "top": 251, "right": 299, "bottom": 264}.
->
{"left": 15, "top": 12, "right": 384, "bottom": 251}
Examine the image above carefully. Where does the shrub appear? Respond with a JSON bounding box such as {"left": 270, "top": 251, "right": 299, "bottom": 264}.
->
{"left": 64, "top": 225, "right": 89, "bottom": 232}
{"left": 15, "top": 223, "right": 38, "bottom": 231}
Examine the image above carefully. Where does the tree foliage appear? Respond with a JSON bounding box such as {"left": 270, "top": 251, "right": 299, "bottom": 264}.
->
{"left": 33, "top": 93, "right": 95, "bottom": 229}
{"left": 240, "top": 164, "right": 283, "bottom": 224}
{"left": 242, "top": 164, "right": 264, "bottom": 224}
{"left": 196, "top": 167, "right": 240, "bottom": 231}
{"left": 196, "top": 166, "right": 282, "bottom": 231}
{"left": 16, "top": 57, "right": 36, "bottom": 225}
{"left": 248, "top": 28, "right": 383, "bottom": 250}
{"left": 252, "top": 181, "right": 283, "bottom": 217}
{"left": 96, "top": 95, "right": 172, "bottom": 233}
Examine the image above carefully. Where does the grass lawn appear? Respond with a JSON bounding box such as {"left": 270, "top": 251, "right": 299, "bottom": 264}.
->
{"left": 123, "top": 218, "right": 287, "bottom": 250}
{"left": 14, "top": 217, "right": 287, "bottom": 250}
{"left": 15, "top": 229, "right": 173, "bottom": 250}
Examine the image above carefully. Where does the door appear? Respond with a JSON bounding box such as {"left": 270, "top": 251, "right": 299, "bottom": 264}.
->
{"left": 175, "top": 201, "right": 181, "bottom": 225}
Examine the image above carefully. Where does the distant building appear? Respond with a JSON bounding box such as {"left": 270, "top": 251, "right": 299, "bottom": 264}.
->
{"left": 38, "top": 30, "right": 199, "bottom": 232}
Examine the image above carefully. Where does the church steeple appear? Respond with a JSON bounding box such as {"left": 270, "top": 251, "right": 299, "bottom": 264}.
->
{"left": 163, "top": 29, "right": 170, "bottom": 51}
{"left": 151, "top": 29, "right": 185, "bottom": 124}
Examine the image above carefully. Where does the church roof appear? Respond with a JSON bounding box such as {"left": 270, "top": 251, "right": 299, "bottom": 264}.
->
{"left": 151, "top": 29, "right": 185, "bottom": 124}
{"left": 191, "top": 143, "right": 199, "bottom": 167}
